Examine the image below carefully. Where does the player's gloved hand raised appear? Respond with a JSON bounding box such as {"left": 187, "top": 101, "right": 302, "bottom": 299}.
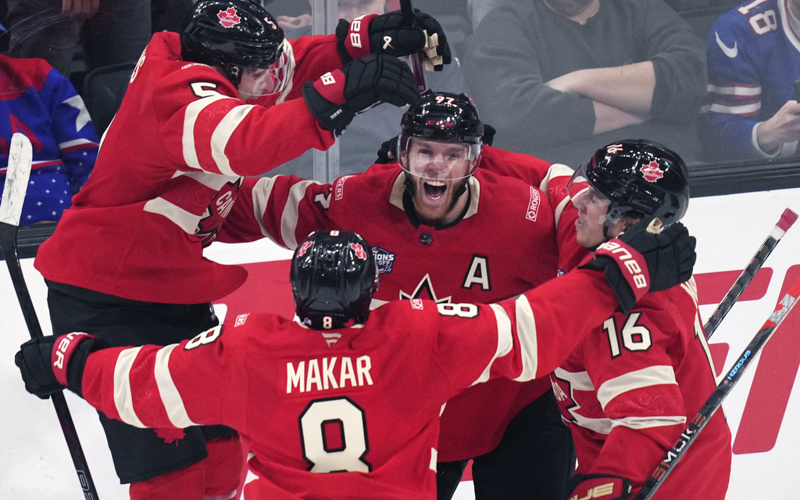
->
{"left": 15, "top": 333, "right": 100, "bottom": 399}
{"left": 336, "top": 10, "right": 451, "bottom": 70}
{"left": 582, "top": 218, "right": 696, "bottom": 313}
{"left": 303, "top": 54, "right": 419, "bottom": 136}
{"left": 566, "top": 474, "right": 632, "bottom": 500}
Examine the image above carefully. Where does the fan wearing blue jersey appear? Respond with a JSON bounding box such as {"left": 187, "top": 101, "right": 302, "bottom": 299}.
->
{"left": 701, "top": 0, "right": 800, "bottom": 160}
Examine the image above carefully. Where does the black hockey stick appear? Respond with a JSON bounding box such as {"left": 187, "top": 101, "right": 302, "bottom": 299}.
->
{"left": 0, "top": 133, "right": 100, "bottom": 499}
{"left": 400, "top": 0, "right": 427, "bottom": 92}
{"left": 634, "top": 274, "right": 800, "bottom": 500}
{"left": 704, "top": 208, "right": 797, "bottom": 339}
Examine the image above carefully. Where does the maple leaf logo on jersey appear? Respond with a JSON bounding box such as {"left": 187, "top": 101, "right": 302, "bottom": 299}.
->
{"left": 399, "top": 274, "right": 452, "bottom": 304}
{"left": 217, "top": 7, "right": 241, "bottom": 28}
{"left": 350, "top": 242, "right": 367, "bottom": 260}
{"left": 641, "top": 160, "right": 664, "bottom": 183}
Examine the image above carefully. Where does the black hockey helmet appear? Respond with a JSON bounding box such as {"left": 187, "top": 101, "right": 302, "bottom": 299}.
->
{"left": 398, "top": 90, "right": 484, "bottom": 174}
{"left": 181, "top": 0, "right": 285, "bottom": 86}
{"left": 290, "top": 230, "right": 380, "bottom": 330}
{"left": 571, "top": 139, "right": 690, "bottom": 226}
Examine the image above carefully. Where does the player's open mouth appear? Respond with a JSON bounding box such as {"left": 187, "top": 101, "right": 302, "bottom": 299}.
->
{"left": 423, "top": 181, "right": 447, "bottom": 200}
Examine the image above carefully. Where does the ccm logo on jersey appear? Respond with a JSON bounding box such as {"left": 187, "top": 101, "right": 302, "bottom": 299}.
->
{"left": 596, "top": 241, "right": 647, "bottom": 289}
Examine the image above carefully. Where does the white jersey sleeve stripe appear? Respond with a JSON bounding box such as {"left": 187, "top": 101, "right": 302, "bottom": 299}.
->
{"left": 610, "top": 415, "right": 686, "bottom": 431}
{"left": 154, "top": 344, "right": 199, "bottom": 428}
{"left": 596, "top": 365, "right": 677, "bottom": 410}
{"left": 251, "top": 177, "right": 280, "bottom": 242}
{"left": 281, "top": 179, "right": 322, "bottom": 249}
{"left": 113, "top": 347, "right": 146, "bottom": 428}
{"left": 183, "top": 95, "right": 229, "bottom": 171}
{"left": 706, "top": 84, "right": 761, "bottom": 97}
{"left": 143, "top": 197, "right": 202, "bottom": 234}
{"left": 472, "top": 304, "right": 513, "bottom": 385}
{"left": 554, "top": 367, "right": 594, "bottom": 391}
{"left": 211, "top": 104, "right": 255, "bottom": 176}
{"left": 511, "top": 295, "right": 539, "bottom": 381}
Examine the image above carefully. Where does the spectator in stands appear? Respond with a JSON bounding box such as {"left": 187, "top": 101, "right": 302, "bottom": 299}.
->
{"left": 0, "top": 29, "right": 98, "bottom": 225}
{"left": 463, "top": 0, "right": 707, "bottom": 167}
{"left": 5, "top": 0, "right": 151, "bottom": 78}
{"left": 271, "top": 0, "right": 468, "bottom": 178}
{"left": 700, "top": 0, "right": 800, "bottom": 161}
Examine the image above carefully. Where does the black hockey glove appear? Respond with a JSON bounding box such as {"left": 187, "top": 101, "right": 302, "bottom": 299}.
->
{"left": 566, "top": 473, "right": 632, "bottom": 500}
{"left": 582, "top": 219, "right": 696, "bottom": 314}
{"left": 15, "top": 333, "right": 101, "bottom": 399}
{"left": 336, "top": 10, "right": 451, "bottom": 70}
{"left": 303, "top": 54, "right": 419, "bottom": 136}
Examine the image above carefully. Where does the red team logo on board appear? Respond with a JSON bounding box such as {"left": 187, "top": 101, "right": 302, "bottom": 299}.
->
{"left": 642, "top": 160, "right": 664, "bottom": 182}
{"left": 217, "top": 7, "right": 241, "bottom": 28}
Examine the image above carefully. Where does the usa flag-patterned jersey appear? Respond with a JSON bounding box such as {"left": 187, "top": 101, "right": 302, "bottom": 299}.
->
{"left": 79, "top": 269, "right": 619, "bottom": 499}
{"left": 550, "top": 279, "right": 732, "bottom": 499}
{"left": 35, "top": 31, "right": 342, "bottom": 304}
{"left": 701, "top": 0, "right": 800, "bottom": 159}
{"left": 0, "top": 55, "right": 98, "bottom": 224}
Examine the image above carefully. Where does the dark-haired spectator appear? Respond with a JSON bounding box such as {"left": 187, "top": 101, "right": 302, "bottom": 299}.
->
{"left": 464, "top": 0, "right": 707, "bottom": 167}
{"left": 700, "top": 0, "right": 800, "bottom": 160}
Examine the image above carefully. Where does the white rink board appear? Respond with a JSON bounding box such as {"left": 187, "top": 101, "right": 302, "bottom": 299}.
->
{"left": 1, "top": 187, "right": 799, "bottom": 499}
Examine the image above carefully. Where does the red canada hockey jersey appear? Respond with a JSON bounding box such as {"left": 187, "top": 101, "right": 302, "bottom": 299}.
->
{"left": 222, "top": 160, "right": 572, "bottom": 459}
{"left": 550, "top": 279, "right": 732, "bottom": 498}
{"left": 34, "top": 31, "right": 341, "bottom": 304}
{"left": 79, "top": 269, "right": 619, "bottom": 499}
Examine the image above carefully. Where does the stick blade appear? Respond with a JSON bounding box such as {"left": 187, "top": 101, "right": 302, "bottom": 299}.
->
{"left": 0, "top": 133, "right": 33, "bottom": 226}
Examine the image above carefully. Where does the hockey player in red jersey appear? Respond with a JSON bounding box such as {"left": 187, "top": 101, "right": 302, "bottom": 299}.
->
{"left": 16, "top": 226, "right": 696, "bottom": 499}
{"left": 220, "top": 90, "right": 587, "bottom": 498}
{"left": 29, "top": 0, "right": 451, "bottom": 497}
{"left": 556, "top": 140, "right": 732, "bottom": 500}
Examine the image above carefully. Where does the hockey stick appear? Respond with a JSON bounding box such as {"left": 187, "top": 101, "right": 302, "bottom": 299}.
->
{"left": 634, "top": 274, "right": 800, "bottom": 500}
{"left": 703, "top": 208, "right": 798, "bottom": 339}
{"left": 0, "top": 133, "right": 100, "bottom": 499}
{"left": 400, "top": 0, "right": 427, "bottom": 92}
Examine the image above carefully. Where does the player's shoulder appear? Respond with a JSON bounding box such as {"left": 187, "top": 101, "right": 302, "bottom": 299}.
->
{"left": 474, "top": 170, "right": 554, "bottom": 224}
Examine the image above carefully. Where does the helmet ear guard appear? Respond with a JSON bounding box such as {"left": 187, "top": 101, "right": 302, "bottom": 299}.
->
{"left": 290, "top": 230, "right": 380, "bottom": 330}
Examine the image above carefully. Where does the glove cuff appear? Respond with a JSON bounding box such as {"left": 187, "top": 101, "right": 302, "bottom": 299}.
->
{"left": 594, "top": 239, "right": 650, "bottom": 303}
{"left": 568, "top": 474, "right": 632, "bottom": 500}
{"left": 337, "top": 14, "right": 379, "bottom": 61}
{"left": 51, "top": 332, "right": 98, "bottom": 397}
{"left": 302, "top": 81, "right": 347, "bottom": 136}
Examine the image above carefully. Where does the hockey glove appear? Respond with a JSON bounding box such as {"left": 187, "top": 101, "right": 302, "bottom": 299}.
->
{"left": 336, "top": 10, "right": 451, "bottom": 70}
{"left": 303, "top": 53, "right": 419, "bottom": 136}
{"left": 566, "top": 474, "right": 632, "bottom": 500}
{"left": 582, "top": 219, "right": 696, "bottom": 313}
{"left": 15, "top": 333, "right": 100, "bottom": 399}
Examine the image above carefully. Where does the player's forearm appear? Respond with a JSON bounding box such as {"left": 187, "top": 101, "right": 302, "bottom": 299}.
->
{"left": 549, "top": 63, "right": 656, "bottom": 114}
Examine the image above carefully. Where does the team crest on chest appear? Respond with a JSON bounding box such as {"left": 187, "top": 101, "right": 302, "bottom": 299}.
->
{"left": 399, "top": 274, "right": 452, "bottom": 304}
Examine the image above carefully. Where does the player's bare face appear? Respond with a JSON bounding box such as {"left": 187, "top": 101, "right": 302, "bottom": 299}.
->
{"left": 338, "top": 0, "right": 385, "bottom": 22}
{"left": 572, "top": 185, "right": 614, "bottom": 248}
{"left": 403, "top": 138, "right": 476, "bottom": 226}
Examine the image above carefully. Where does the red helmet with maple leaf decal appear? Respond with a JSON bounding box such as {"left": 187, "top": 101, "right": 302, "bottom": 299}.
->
{"left": 181, "top": 0, "right": 289, "bottom": 91}
{"left": 569, "top": 139, "right": 689, "bottom": 227}
{"left": 290, "top": 230, "right": 380, "bottom": 331}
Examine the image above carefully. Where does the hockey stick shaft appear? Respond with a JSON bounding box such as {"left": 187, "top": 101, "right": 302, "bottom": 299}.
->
{"left": 0, "top": 134, "right": 100, "bottom": 499}
{"left": 400, "top": 0, "right": 427, "bottom": 92}
{"left": 704, "top": 208, "right": 798, "bottom": 339}
{"left": 634, "top": 275, "right": 800, "bottom": 500}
